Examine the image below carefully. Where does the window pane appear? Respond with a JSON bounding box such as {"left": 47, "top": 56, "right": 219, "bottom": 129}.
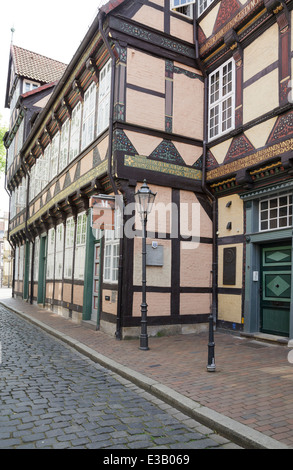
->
{"left": 279, "top": 196, "right": 288, "bottom": 206}
{"left": 279, "top": 217, "right": 288, "bottom": 227}
{"left": 279, "top": 207, "right": 288, "bottom": 217}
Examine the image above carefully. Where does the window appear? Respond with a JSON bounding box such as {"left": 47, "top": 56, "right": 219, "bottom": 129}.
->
{"left": 103, "top": 208, "right": 121, "bottom": 284}
{"left": 7, "top": 137, "right": 15, "bottom": 170}
{"left": 55, "top": 224, "right": 64, "bottom": 280}
{"left": 29, "top": 165, "right": 36, "bottom": 202}
{"left": 50, "top": 132, "right": 60, "bottom": 180}
{"left": 208, "top": 58, "right": 235, "bottom": 141}
{"left": 31, "top": 149, "right": 50, "bottom": 198}
{"left": 64, "top": 217, "right": 75, "bottom": 279}
{"left": 24, "top": 81, "right": 39, "bottom": 93}
{"left": 16, "top": 119, "right": 25, "bottom": 155}
{"left": 260, "top": 194, "right": 293, "bottom": 232}
{"left": 16, "top": 177, "right": 26, "bottom": 213}
{"left": 198, "top": 0, "right": 214, "bottom": 16}
{"left": 46, "top": 228, "right": 55, "bottom": 279}
{"left": 69, "top": 102, "right": 82, "bottom": 162}
{"left": 34, "top": 237, "right": 40, "bottom": 282}
{"left": 15, "top": 246, "right": 19, "bottom": 281}
{"left": 103, "top": 232, "right": 119, "bottom": 283}
{"left": 74, "top": 212, "right": 87, "bottom": 280}
{"left": 97, "top": 61, "right": 111, "bottom": 136}
{"left": 18, "top": 245, "right": 24, "bottom": 281}
{"left": 29, "top": 242, "right": 33, "bottom": 282}
{"left": 170, "top": 0, "right": 194, "bottom": 17}
{"left": 59, "top": 119, "right": 70, "bottom": 172}
{"left": 81, "top": 82, "right": 96, "bottom": 150}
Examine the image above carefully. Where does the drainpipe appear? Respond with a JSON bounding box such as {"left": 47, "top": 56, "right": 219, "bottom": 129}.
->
{"left": 194, "top": 8, "right": 217, "bottom": 369}
{"left": 98, "top": 13, "right": 123, "bottom": 340}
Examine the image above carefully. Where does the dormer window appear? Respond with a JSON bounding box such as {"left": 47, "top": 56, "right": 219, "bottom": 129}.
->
{"left": 24, "top": 81, "right": 39, "bottom": 93}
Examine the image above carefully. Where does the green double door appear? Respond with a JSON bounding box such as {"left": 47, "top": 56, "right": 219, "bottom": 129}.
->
{"left": 261, "top": 244, "right": 292, "bottom": 337}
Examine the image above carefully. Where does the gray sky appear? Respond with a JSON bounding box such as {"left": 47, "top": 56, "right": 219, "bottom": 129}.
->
{"left": 0, "top": 0, "right": 109, "bottom": 211}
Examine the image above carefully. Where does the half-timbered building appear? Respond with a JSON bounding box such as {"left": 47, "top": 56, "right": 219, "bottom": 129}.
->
{"left": 4, "top": 0, "right": 212, "bottom": 340}
{"left": 4, "top": 0, "right": 293, "bottom": 344}
{"left": 196, "top": 0, "right": 293, "bottom": 342}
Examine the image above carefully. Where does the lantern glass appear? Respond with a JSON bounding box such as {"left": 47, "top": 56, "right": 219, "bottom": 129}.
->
{"left": 134, "top": 180, "right": 157, "bottom": 218}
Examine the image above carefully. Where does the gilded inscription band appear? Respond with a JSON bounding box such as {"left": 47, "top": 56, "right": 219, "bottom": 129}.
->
{"left": 207, "top": 138, "right": 293, "bottom": 181}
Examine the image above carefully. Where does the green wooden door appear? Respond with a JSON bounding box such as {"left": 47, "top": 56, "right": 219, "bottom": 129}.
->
{"left": 261, "top": 244, "right": 291, "bottom": 337}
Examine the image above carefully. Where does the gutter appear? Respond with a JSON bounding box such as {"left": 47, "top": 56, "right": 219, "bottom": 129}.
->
{"left": 193, "top": 8, "right": 218, "bottom": 327}
{"left": 98, "top": 12, "right": 123, "bottom": 340}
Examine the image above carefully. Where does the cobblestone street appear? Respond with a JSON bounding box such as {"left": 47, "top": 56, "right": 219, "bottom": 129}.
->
{"left": 0, "top": 306, "right": 240, "bottom": 450}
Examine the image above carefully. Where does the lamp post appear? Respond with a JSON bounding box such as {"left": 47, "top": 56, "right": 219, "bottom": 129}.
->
{"left": 134, "top": 180, "right": 156, "bottom": 351}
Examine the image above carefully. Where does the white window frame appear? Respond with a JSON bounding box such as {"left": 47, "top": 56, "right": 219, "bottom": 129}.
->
{"left": 18, "top": 245, "right": 24, "bottom": 281}
{"left": 74, "top": 212, "right": 87, "bottom": 280}
{"left": 15, "top": 246, "right": 19, "bottom": 281}
{"left": 55, "top": 224, "right": 64, "bottom": 280}
{"left": 259, "top": 194, "right": 293, "bottom": 232}
{"left": 46, "top": 228, "right": 55, "bottom": 280}
{"left": 24, "top": 81, "right": 39, "bottom": 93}
{"left": 34, "top": 237, "right": 40, "bottom": 282}
{"left": 103, "top": 209, "right": 120, "bottom": 284}
{"left": 97, "top": 60, "right": 112, "bottom": 136}
{"left": 59, "top": 119, "right": 70, "bottom": 172}
{"left": 69, "top": 102, "right": 82, "bottom": 162}
{"left": 81, "top": 82, "right": 97, "bottom": 151}
{"left": 16, "top": 177, "right": 26, "bottom": 213}
{"left": 198, "top": 0, "right": 215, "bottom": 16}
{"left": 170, "top": 0, "right": 194, "bottom": 18}
{"left": 50, "top": 132, "right": 60, "bottom": 181}
{"left": 29, "top": 165, "right": 36, "bottom": 202}
{"left": 7, "top": 137, "right": 15, "bottom": 170}
{"left": 208, "top": 58, "right": 235, "bottom": 142}
{"left": 16, "top": 119, "right": 25, "bottom": 155}
{"left": 64, "top": 217, "right": 75, "bottom": 279}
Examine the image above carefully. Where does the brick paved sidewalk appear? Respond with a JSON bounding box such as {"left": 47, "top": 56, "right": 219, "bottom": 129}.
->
{"left": 1, "top": 291, "right": 293, "bottom": 448}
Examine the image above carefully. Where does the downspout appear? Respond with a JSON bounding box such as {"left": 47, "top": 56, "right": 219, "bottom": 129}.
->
{"left": 98, "top": 13, "right": 123, "bottom": 340}
{"left": 193, "top": 8, "right": 218, "bottom": 330}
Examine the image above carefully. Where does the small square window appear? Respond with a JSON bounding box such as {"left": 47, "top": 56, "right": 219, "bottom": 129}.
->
{"left": 259, "top": 194, "right": 293, "bottom": 232}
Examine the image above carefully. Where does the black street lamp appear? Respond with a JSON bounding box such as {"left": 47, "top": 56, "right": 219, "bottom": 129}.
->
{"left": 134, "top": 180, "right": 157, "bottom": 351}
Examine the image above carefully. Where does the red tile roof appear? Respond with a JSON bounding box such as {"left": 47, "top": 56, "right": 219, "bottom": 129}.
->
{"left": 11, "top": 45, "right": 67, "bottom": 84}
